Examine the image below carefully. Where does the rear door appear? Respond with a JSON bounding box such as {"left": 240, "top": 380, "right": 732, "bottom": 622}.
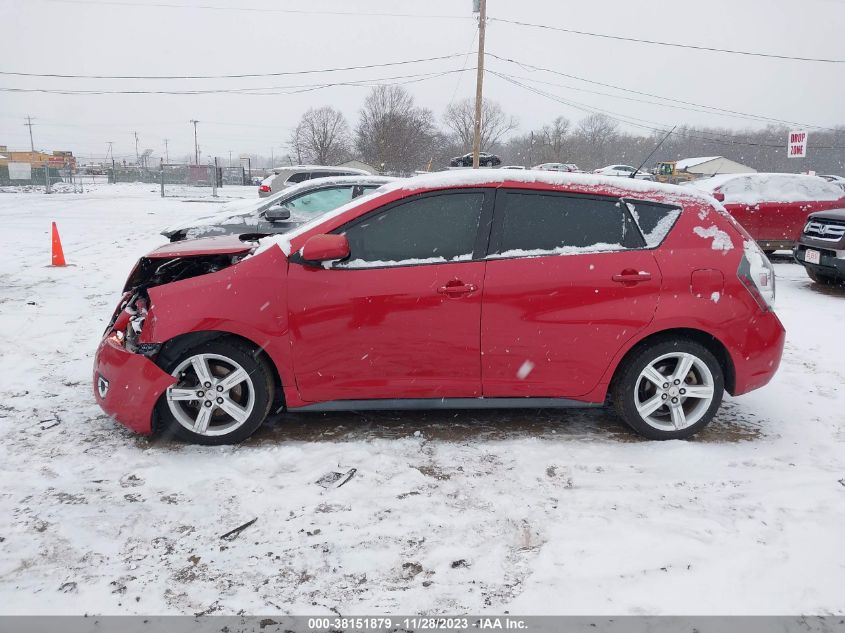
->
{"left": 480, "top": 190, "right": 669, "bottom": 398}
{"left": 288, "top": 189, "right": 494, "bottom": 403}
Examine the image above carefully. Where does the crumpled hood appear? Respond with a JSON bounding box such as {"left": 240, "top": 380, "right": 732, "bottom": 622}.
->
{"left": 145, "top": 235, "right": 257, "bottom": 258}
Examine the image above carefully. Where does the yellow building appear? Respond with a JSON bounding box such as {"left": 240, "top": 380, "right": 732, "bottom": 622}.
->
{"left": 0, "top": 146, "right": 76, "bottom": 168}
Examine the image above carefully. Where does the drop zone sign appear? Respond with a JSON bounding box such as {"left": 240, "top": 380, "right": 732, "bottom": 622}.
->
{"left": 788, "top": 130, "right": 808, "bottom": 158}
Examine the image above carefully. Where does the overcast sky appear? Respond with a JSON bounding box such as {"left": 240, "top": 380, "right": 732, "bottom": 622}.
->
{"left": 1, "top": 0, "right": 843, "bottom": 164}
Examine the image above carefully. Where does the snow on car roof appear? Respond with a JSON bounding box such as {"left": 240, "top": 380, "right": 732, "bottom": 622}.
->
{"left": 688, "top": 172, "right": 842, "bottom": 190}
{"left": 272, "top": 164, "right": 370, "bottom": 174}
{"left": 387, "top": 168, "right": 712, "bottom": 203}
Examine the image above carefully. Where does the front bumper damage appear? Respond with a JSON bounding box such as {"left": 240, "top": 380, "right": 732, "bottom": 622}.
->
{"left": 93, "top": 336, "right": 175, "bottom": 434}
{"left": 92, "top": 238, "right": 257, "bottom": 435}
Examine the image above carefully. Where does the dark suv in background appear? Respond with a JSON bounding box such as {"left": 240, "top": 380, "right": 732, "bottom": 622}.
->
{"left": 794, "top": 209, "right": 845, "bottom": 284}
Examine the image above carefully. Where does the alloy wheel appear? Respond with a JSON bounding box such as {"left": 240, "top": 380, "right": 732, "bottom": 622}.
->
{"left": 165, "top": 353, "right": 255, "bottom": 437}
{"left": 634, "top": 352, "right": 715, "bottom": 431}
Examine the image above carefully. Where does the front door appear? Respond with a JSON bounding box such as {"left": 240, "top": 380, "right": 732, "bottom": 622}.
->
{"left": 481, "top": 190, "right": 668, "bottom": 398}
{"left": 287, "top": 189, "right": 494, "bottom": 403}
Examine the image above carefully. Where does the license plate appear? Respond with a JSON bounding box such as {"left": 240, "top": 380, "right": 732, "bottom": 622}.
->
{"left": 804, "top": 249, "right": 820, "bottom": 264}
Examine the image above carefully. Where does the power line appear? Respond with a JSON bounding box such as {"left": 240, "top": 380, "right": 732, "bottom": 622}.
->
{"left": 488, "top": 17, "right": 845, "bottom": 63}
{"left": 485, "top": 55, "right": 840, "bottom": 132}
{"left": 0, "top": 68, "right": 472, "bottom": 96}
{"left": 492, "top": 72, "right": 845, "bottom": 150}
{"left": 40, "top": 0, "right": 472, "bottom": 20}
{"left": 0, "top": 52, "right": 469, "bottom": 80}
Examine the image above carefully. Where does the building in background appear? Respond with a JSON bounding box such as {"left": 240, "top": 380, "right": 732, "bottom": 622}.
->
{"left": 675, "top": 156, "right": 756, "bottom": 177}
{"left": 0, "top": 145, "right": 76, "bottom": 169}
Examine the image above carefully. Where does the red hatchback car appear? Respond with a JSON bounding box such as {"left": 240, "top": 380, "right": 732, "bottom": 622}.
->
{"left": 689, "top": 173, "right": 845, "bottom": 253}
{"left": 93, "top": 171, "right": 785, "bottom": 444}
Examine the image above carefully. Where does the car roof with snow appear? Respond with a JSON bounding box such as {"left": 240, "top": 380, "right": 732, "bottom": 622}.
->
{"left": 685, "top": 172, "right": 845, "bottom": 201}
{"left": 379, "top": 168, "right": 713, "bottom": 205}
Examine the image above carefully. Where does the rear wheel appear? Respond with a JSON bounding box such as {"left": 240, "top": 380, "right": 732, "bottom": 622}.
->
{"left": 157, "top": 338, "right": 274, "bottom": 445}
{"left": 612, "top": 339, "right": 724, "bottom": 440}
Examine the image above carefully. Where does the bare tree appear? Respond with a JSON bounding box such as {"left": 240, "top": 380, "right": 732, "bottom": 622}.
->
{"left": 443, "top": 97, "right": 518, "bottom": 151}
{"left": 355, "top": 85, "right": 438, "bottom": 173}
{"left": 538, "top": 116, "right": 571, "bottom": 163}
{"left": 577, "top": 113, "right": 619, "bottom": 146}
{"left": 572, "top": 113, "right": 620, "bottom": 168}
{"left": 289, "top": 106, "right": 351, "bottom": 166}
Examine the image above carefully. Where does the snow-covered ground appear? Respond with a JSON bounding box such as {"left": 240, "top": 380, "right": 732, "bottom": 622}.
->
{"left": 0, "top": 183, "right": 843, "bottom": 616}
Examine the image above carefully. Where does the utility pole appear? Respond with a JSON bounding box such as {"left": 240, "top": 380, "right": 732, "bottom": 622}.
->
{"left": 163, "top": 138, "right": 169, "bottom": 163}
{"left": 270, "top": 147, "right": 274, "bottom": 168}
{"left": 107, "top": 141, "right": 115, "bottom": 183}
{"left": 134, "top": 131, "right": 139, "bottom": 165}
{"left": 471, "top": 0, "right": 487, "bottom": 169}
{"left": 190, "top": 120, "right": 200, "bottom": 165}
{"left": 25, "top": 115, "right": 35, "bottom": 151}
{"left": 228, "top": 150, "right": 232, "bottom": 167}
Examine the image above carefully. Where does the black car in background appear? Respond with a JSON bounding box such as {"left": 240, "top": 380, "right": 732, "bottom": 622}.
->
{"left": 794, "top": 208, "right": 845, "bottom": 285}
{"left": 449, "top": 152, "right": 502, "bottom": 168}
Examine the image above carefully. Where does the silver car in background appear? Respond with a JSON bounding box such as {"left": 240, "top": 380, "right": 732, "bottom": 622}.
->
{"left": 164, "top": 175, "right": 397, "bottom": 241}
{"left": 258, "top": 165, "right": 370, "bottom": 197}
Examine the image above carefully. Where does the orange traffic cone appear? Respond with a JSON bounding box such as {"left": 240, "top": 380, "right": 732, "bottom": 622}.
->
{"left": 51, "top": 222, "right": 66, "bottom": 267}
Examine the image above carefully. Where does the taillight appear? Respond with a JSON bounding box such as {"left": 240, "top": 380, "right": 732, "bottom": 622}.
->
{"left": 259, "top": 185, "right": 270, "bottom": 192}
{"left": 737, "top": 240, "right": 775, "bottom": 310}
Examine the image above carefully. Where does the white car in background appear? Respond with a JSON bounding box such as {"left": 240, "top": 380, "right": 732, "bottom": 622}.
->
{"left": 258, "top": 165, "right": 370, "bottom": 197}
{"left": 594, "top": 164, "right": 656, "bottom": 180}
{"left": 532, "top": 162, "right": 580, "bottom": 172}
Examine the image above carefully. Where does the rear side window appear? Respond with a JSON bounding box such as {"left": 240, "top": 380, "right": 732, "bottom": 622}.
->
{"left": 286, "top": 172, "right": 309, "bottom": 184}
{"left": 625, "top": 200, "right": 682, "bottom": 247}
{"left": 336, "top": 192, "right": 484, "bottom": 267}
{"left": 492, "top": 192, "right": 641, "bottom": 257}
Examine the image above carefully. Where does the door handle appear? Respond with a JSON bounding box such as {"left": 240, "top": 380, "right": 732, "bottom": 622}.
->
{"left": 438, "top": 282, "right": 477, "bottom": 296}
{"left": 612, "top": 270, "right": 652, "bottom": 283}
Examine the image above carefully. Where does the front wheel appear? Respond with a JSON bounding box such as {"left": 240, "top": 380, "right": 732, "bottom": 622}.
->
{"left": 157, "top": 338, "right": 274, "bottom": 445}
{"left": 611, "top": 339, "right": 724, "bottom": 440}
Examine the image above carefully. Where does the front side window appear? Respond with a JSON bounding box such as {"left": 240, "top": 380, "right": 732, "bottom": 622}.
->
{"left": 286, "top": 172, "right": 310, "bottom": 184}
{"left": 493, "top": 192, "right": 641, "bottom": 257}
{"left": 285, "top": 187, "right": 355, "bottom": 214}
{"left": 335, "top": 192, "right": 484, "bottom": 268}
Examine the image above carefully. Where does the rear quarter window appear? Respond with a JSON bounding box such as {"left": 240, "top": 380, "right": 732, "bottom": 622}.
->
{"left": 625, "top": 200, "right": 682, "bottom": 247}
{"left": 286, "top": 172, "right": 309, "bottom": 184}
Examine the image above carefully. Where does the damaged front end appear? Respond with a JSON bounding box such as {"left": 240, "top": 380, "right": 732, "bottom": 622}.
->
{"left": 95, "top": 236, "right": 257, "bottom": 434}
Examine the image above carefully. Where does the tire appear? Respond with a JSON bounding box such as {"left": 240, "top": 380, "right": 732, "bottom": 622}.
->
{"left": 156, "top": 337, "right": 274, "bottom": 445}
{"left": 611, "top": 338, "right": 724, "bottom": 440}
{"left": 805, "top": 267, "right": 839, "bottom": 285}
{"left": 485, "top": 160, "right": 493, "bottom": 167}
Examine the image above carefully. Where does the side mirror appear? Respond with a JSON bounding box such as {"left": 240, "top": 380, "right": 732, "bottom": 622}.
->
{"left": 712, "top": 192, "right": 726, "bottom": 202}
{"left": 301, "top": 234, "right": 350, "bottom": 263}
{"left": 265, "top": 205, "right": 291, "bottom": 222}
